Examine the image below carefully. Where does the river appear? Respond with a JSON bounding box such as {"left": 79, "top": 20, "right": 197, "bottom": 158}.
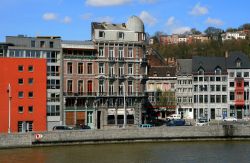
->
{"left": 0, "top": 141, "right": 250, "bottom": 163}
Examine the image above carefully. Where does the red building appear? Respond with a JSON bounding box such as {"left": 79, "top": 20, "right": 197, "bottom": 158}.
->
{"left": 0, "top": 58, "right": 47, "bottom": 133}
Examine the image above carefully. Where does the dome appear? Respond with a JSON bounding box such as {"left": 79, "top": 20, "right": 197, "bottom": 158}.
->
{"left": 126, "top": 16, "right": 144, "bottom": 32}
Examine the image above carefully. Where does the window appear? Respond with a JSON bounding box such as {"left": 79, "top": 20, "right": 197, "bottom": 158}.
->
{"left": 236, "top": 59, "right": 241, "bottom": 68}
{"left": 109, "top": 82, "right": 114, "bottom": 95}
{"left": 230, "top": 82, "right": 234, "bottom": 87}
{"left": 109, "top": 65, "right": 114, "bottom": 76}
{"left": 67, "top": 80, "right": 73, "bottom": 93}
{"left": 99, "top": 47, "right": 104, "bottom": 57}
{"left": 198, "top": 68, "right": 204, "bottom": 75}
{"left": 31, "top": 40, "right": 35, "bottom": 47}
{"left": 18, "top": 121, "right": 33, "bottom": 132}
{"left": 216, "top": 77, "right": 220, "bottom": 81}
{"left": 109, "top": 47, "right": 114, "bottom": 58}
{"left": 18, "top": 65, "right": 23, "bottom": 72}
{"left": 28, "top": 92, "right": 33, "bottom": 98}
{"left": 118, "top": 47, "right": 124, "bottom": 59}
{"left": 87, "top": 63, "right": 92, "bottom": 74}
{"left": 18, "top": 91, "right": 24, "bottom": 98}
{"left": 40, "top": 41, "right": 45, "bottom": 48}
{"left": 99, "top": 81, "right": 104, "bottom": 94}
{"left": 222, "top": 85, "right": 227, "bottom": 91}
{"left": 18, "top": 78, "right": 23, "bottom": 84}
{"left": 119, "top": 65, "right": 124, "bottom": 76}
{"left": 78, "top": 63, "right": 83, "bottom": 74}
{"left": 119, "top": 82, "right": 124, "bottom": 95}
{"left": 99, "top": 63, "right": 104, "bottom": 74}
{"left": 49, "top": 41, "right": 54, "bottom": 48}
{"left": 210, "top": 95, "right": 215, "bottom": 103}
{"left": 118, "top": 32, "right": 124, "bottom": 39}
{"left": 230, "top": 92, "right": 235, "bottom": 100}
{"left": 194, "top": 77, "right": 198, "bottom": 81}
{"left": 28, "top": 65, "right": 33, "bottom": 72}
{"left": 128, "top": 81, "right": 133, "bottom": 95}
{"left": 128, "top": 64, "right": 133, "bottom": 75}
{"left": 78, "top": 80, "right": 83, "bottom": 94}
{"left": 18, "top": 106, "right": 24, "bottom": 113}
{"left": 229, "top": 72, "right": 234, "bottom": 77}
{"left": 210, "top": 85, "right": 215, "bottom": 91}
{"left": 216, "top": 85, "right": 221, "bottom": 91}
{"left": 28, "top": 106, "right": 33, "bottom": 113}
{"left": 236, "top": 72, "right": 242, "bottom": 77}
{"left": 210, "top": 77, "right": 215, "bottom": 81}
{"left": 222, "top": 95, "right": 227, "bottom": 103}
{"left": 99, "top": 31, "right": 105, "bottom": 38}
{"left": 216, "top": 95, "right": 221, "bottom": 103}
{"left": 244, "top": 72, "right": 249, "bottom": 77}
{"left": 47, "top": 105, "right": 60, "bottom": 116}
{"left": 215, "top": 67, "right": 221, "bottom": 75}
{"left": 28, "top": 78, "right": 33, "bottom": 84}
{"left": 128, "top": 48, "right": 133, "bottom": 58}
{"left": 67, "top": 62, "right": 72, "bottom": 74}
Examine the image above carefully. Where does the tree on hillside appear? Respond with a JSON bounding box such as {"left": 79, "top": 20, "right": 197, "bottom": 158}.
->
{"left": 191, "top": 28, "right": 202, "bottom": 35}
{"left": 239, "top": 23, "right": 250, "bottom": 30}
{"left": 204, "top": 27, "right": 223, "bottom": 36}
{"left": 226, "top": 28, "right": 238, "bottom": 32}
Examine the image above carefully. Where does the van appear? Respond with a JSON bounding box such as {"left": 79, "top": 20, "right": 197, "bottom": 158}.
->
{"left": 166, "top": 114, "right": 181, "bottom": 120}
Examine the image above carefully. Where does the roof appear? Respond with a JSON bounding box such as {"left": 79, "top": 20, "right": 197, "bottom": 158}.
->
{"left": 226, "top": 51, "right": 250, "bottom": 69}
{"left": 148, "top": 66, "right": 176, "bottom": 77}
{"left": 192, "top": 56, "right": 227, "bottom": 73}
{"left": 92, "top": 22, "right": 127, "bottom": 31}
{"left": 61, "top": 40, "right": 95, "bottom": 49}
{"left": 177, "top": 59, "right": 192, "bottom": 75}
{"left": 62, "top": 40, "right": 93, "bottom": 45}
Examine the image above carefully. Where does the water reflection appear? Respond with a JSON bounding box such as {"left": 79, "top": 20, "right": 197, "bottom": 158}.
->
{"left": 0, "top": 141, "right": 250, "bottom": 163}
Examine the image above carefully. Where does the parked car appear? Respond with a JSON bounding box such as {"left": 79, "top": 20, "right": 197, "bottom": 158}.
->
{"left": 53, "top": 125, "right": 73, "bottom": 131}
{"left": 223, "top": 117, "right": 237, "bottom": 122}
{"left": 166, "top": 114, "right": 181, "bottom": 120}
{"left": 73, "top": 124, "right": 91, "bottom": 130}
{"left": 196, "top": 118, "right": 209, "bottom": 126}
{"left": 166, "top": 119, "right": 186, "bottom": 126}
{"left": 139, "top": 124, "right": 153, "bottom": 128}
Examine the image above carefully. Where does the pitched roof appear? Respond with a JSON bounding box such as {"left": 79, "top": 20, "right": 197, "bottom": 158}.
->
{"left": 148, "top": 66, "right": 176, "bottom": 77}
{"left": 177, "top": 59, "right": 192, "bottom": 75}
{"left": 192, "top": 56, "right": 227, "bottom": 73}
{"left": 226, "top": 51, "right": 250, "bottom": 69}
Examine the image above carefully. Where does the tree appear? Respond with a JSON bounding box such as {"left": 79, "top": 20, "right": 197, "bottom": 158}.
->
{"left": 239, "top": 23, "right": 250, "bottom": 30}
{"left": 226, "top": 27, "right": 238, "bottom": 32}
{"left": 204, "top": 27, "right": 223, "bottom": 36}
{"left": 191, "top": 28, "right": 202, "bottom": 35}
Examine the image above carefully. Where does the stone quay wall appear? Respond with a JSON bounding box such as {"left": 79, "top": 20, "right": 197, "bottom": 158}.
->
{"left": 1, "top": 125, "right": 250, "bottom": 148}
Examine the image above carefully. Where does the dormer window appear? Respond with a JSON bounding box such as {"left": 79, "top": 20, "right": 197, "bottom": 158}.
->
{"left": 215, "top": 67, "right": 221, "bottom": 75}
{"left": 118, "top": 32, "right": 124, "bottom": 39}
{"left": 99, "top": 31, "right": 105, "bottom": 38}
{"left": 153, "top": 72, "right": 157, "bottom": 77}
{"left": 198, "top": 67, "right": 204, "bottom": 75}
{"left": 236, "top": 58, "right": 241, "bottom": 68}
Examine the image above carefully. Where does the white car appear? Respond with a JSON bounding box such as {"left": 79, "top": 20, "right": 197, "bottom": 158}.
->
{"left": 223, "top": 117, "right": 237, "bottom": 122}
{"left": 166, "top": 114, "right": 181, "bottom": 120}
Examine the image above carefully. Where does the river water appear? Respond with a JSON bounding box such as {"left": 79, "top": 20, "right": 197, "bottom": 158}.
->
{"left": 0, "top": 141, "right": 250, "bottom": 163}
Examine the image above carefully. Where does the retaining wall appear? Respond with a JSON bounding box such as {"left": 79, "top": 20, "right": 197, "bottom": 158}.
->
{"left": 1, "top": 125, "right": 250, "bottom": 148}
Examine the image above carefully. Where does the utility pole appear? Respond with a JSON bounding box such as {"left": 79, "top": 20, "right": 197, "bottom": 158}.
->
{"left": 7, "top": 83, "right": 11, "bottom": 133}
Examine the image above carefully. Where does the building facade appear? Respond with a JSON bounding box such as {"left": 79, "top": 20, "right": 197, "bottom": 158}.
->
{"left": 0, "top": 58, "right": 47, "bottom": 133}
{"left": 62, "top": 40, "right": 98, "bottom": 128}
{"left": 91, "top": 16, "right": 147, "bottom": 128}
{"left": 4, "top": 36, "right": 62, "bottom": 130}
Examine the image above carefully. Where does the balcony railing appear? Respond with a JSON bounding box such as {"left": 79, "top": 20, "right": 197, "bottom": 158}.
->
{"left": 63, "top": 92, "right": 146, "bottom": 97}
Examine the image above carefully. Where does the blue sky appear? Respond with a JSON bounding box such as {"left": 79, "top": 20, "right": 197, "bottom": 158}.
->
{"left": 0, "top": 0, "right": 249, "bottom": 41}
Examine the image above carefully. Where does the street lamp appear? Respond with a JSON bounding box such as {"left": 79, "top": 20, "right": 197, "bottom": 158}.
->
{"left": 7, "top": 83, "right": 11, "bottom": 133}
{"left": 123, "top": 82, "right": 127, "bottom": 128}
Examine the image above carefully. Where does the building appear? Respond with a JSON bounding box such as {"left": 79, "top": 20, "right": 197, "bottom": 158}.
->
{"left": 62, "top": 40, "right": 98, "bottom": 128}
{"left": 222, "top": 31, "right": 246, "bottom": 41}
{"left": 91, "top": 16, "right": 148, "bottom": 128}
{"left": 146, "top": 50, "right": 176, "bottom": 121}
{"left": 4, "top": 35, "right": 62, "bottom": 130}
{"left": 0, "top": 58, "right": 47, "bottom": 133}
{"left": 176, "top": 59, "right": 193, "bottom": 119}
{"left": 226, "top": 52, "right": 250, "bottom": 119}
{"left": 192, "top": 56, "right": 228, "bottom": 120}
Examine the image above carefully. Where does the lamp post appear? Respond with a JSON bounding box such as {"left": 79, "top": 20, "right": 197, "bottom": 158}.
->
{"left": 7, "top": 83, "right": 11, "bottom": 133}
{"left": 123, "top": 82, "right": 127, "bottom": 128}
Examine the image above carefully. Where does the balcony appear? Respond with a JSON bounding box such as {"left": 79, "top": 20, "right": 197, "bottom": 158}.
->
{"left": 140, "top": 58, "right": 147, "bottom": 64}
{"left": 64, "top": 55, "right": 97, "bottom": 60}
{"left": 118, "top": 57, "right": 125, "bottom": 62}
{"left": 108, "top": 74, "right": 116, "bottom": 80}
{"left": 118, "top": 74, "right": 125, "bottom": 80}
{"left": 63, "top": 92, "right": 97, "bottom": 97}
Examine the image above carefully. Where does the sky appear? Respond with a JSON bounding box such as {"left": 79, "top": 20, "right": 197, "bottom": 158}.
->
{"left": 0, "top": 0, "right": 249, "bottom": 41}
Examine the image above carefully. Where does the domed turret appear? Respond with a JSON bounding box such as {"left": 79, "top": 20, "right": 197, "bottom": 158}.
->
{"left": 126, "top": 16, "right": 144, "bottom": 32}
